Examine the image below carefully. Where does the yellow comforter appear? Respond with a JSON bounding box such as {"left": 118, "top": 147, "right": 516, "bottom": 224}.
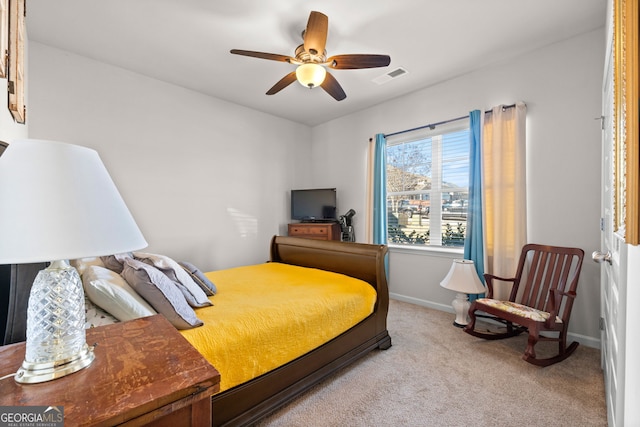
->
{"left": 179, "top": 262, "right": 377, "bottom": 392}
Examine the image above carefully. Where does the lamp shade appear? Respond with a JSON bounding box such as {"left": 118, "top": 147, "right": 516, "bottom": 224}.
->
{"left": 0, "top": 139, "right": 147, "bottom": 263}
{"left": 440, "top": 259, "right": 486, "bottom": 294}
{"left": 296, "top": 63, "right": 327, "bottom": 88}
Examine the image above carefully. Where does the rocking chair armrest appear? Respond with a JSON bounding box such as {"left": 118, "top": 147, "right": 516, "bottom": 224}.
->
{"left": 551, "top": 289, "right": 577, "bottom": 298}
{"left": 545, "top": 289, "right": 577, "bottom": 328}
{"left": 483, "top": 273, "right": 517, "bottom": 300}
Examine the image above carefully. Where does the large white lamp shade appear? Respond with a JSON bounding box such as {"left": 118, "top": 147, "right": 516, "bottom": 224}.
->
{"left": 0, "top": 139, "right": 147, "bottom": 263}
{"left": 440, "top": 259, "right": 486, "bottom": 327}
{"left": 0, "top": 139, "right": 147, "bottom": 383}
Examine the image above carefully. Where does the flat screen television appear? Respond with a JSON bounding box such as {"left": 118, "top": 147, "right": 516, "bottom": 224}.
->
{"left": 290, "top": 188, "right": 337, "bottom": 222}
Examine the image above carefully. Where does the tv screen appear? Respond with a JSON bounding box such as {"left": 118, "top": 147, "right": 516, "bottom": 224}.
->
{"left": 291, "top": 188, "right": 337, "bottom": 222}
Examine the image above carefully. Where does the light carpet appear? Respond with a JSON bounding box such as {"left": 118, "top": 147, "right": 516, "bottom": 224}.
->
{"left": 256, "top": 299, "right": 607, "bottom": 426}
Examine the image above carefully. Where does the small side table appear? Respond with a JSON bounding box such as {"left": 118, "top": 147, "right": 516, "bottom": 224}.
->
{"left": 0, "top": 314, "right": 220, "bottom": 426}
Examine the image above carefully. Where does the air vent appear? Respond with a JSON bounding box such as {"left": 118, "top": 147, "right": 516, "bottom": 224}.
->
{"left": 372, "top": 67, "right": 409, "bottom": 85}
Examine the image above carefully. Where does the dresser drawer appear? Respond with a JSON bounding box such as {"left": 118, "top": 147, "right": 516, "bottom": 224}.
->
{"left": 288, "top": 223, "right": 341, "bottom": 241}
{"left": 290, "top": 226, "right": 327, "bottom": 235}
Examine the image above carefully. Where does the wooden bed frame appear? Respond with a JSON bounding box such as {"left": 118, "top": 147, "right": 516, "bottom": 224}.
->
{"left": 0, "top": 235, "right": 391, "bottom": 426}
{"left": 211, "top": 236, "right": 391, "bottom": 426}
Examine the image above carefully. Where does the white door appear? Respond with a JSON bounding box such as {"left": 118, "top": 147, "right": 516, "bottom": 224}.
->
{"left": 596, "top": 5, "right": 628, "bottom": 425}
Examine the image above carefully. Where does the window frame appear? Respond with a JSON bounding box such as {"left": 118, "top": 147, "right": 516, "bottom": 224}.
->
{"left": 0, "top": 0, "right": 7, "bottom": 78}
{"left": 385, "top": 118, "right": 470, "bottom": 252}
{"left": 7, "top": 0, "right": 25, "bottom": 124}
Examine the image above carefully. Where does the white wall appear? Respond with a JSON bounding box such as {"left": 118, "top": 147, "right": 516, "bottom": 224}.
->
{"left": 27, "top": 42, "right": 311, "bottom": 272}
{"left": 310, "top": 28, "right": 605, "bottom": 345}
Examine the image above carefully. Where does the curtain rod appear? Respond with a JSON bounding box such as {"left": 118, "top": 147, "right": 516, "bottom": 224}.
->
{"left": 382, "top": 103, "right": 516, "bottom": 139}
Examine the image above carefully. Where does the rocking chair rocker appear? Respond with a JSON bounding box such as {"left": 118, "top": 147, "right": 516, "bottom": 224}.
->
{"left": 464, "top": 244, "right": 585, "bottom": 366}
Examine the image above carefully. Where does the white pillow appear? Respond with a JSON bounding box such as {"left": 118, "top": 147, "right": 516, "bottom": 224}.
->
{"left": 71, "top": 257, "right": 106, "bottom": 276}
{"left": 84, "top": 293, "right": 119, "bottom": 328}
{"left": 82, "top": 265, "right": 157, "bottom": 321}
{"left": 133, "top": 252, "right": 212, "bottom": 308}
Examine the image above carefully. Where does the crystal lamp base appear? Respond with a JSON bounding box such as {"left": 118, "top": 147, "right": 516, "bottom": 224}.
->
{"left": 15, "top": 260, "right": 95, "bottom": 384}
{"left": 16, "top": 344, "right": 95, "bottom": 384}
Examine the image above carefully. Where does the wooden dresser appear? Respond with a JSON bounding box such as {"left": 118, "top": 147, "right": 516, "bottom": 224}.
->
{"left": 288, "top": 222, "right": 341, "bottom": 241}
{"left": 0, "top": 315, "right": 220, "bottom": 426}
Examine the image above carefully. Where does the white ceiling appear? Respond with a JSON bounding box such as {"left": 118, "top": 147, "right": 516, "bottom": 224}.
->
{"left": 26, "top": 0, "right": 606, "bottom": 127}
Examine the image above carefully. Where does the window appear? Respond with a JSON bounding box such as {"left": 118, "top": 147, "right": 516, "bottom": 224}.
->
{"left": 386, "top": 119, "right": 470, "bottom": 248}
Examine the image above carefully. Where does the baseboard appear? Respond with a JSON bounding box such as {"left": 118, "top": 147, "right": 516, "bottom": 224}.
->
{"left": 567, "top": 332, "right": 601, "bottom": 349}
{"left": 389, "top": 293, "right": 602, "bottom": 349}
{"left": 390, "top": 293, "right": 454, "bottom": 313}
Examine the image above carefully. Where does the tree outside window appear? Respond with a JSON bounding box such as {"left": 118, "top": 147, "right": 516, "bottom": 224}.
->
{"left": 386, "top": 124, "right": 469, "bottom": 248}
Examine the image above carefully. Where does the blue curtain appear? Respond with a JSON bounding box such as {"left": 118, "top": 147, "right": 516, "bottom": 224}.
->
{"left": 463, "top": 110, "right": 485, "bottom": 300}
{"left": 373, "top": 133, "right": 388, "bottom": 245}
{"left": 373, "top": 133, "right": 389, "bottom": 278}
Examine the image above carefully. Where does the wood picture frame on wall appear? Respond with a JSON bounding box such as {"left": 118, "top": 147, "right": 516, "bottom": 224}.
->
{"left": 614, "top": 0, "right": 639, "bottom": 245}
{"left": 0, "top": 0, "right": 7, "bottom": 78}
{"left": 7, "top": 0, "right": 24, "bottom": 124}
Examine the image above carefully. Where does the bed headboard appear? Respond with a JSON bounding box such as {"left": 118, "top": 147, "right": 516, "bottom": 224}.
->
{"left": 1, "top": 263, "right": 46, "bottom": 345}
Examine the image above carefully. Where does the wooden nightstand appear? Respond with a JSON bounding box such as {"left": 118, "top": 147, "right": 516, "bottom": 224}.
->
{"left": 0, "top": 315, "right": 220, "bottom": 426}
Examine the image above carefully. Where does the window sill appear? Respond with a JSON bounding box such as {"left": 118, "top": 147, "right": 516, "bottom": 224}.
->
{"left": 388, "top": 244, "right": 464, "bottom": 258}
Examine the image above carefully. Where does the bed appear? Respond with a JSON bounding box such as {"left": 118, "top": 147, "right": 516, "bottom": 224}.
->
{"left": 0, "top": 236, "right": 391, "bottom": 426}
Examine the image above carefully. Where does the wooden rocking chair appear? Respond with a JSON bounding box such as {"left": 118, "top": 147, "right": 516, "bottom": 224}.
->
{"left": 464, "top": 244, "right": 585, "bottom": 366}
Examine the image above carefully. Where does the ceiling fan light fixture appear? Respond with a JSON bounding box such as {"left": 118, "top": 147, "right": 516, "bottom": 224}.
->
{"left": 230, "top": 11, "right": 390, "bottom": 100}
{"left": 295, "top": 63, "right": 326, "bottom": 89}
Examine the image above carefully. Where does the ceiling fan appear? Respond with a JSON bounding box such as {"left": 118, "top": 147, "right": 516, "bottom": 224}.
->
{"left": 230, "top": 11, "right": 391, "bottom": 101}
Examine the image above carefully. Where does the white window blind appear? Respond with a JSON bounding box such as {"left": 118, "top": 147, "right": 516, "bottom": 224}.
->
{"left": 386, "top": 119, "right": 470, "bottom": 247}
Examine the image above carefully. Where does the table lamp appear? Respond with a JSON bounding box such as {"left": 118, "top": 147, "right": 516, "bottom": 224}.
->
{"left": 0, "top": 139, "right": 147, "bottom": 383}
{"left": 439, "top": 259, "right": 485, "bottom": 327}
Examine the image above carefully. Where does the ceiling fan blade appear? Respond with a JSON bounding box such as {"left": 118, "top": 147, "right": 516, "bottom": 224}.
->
{"left": 303, "top": 11, "right": 328, "bottom": 55}
{"left": 266, "top": 71, "right": 298, "bottom": 95}
{"left": 230, "top": 49, "right": 294, "bottom": 63}
{"left": 327, "top": 54, "right": 391, "bottom": 69}
{"left": 320, "top": 71, "right": 346, "bottom": 101}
